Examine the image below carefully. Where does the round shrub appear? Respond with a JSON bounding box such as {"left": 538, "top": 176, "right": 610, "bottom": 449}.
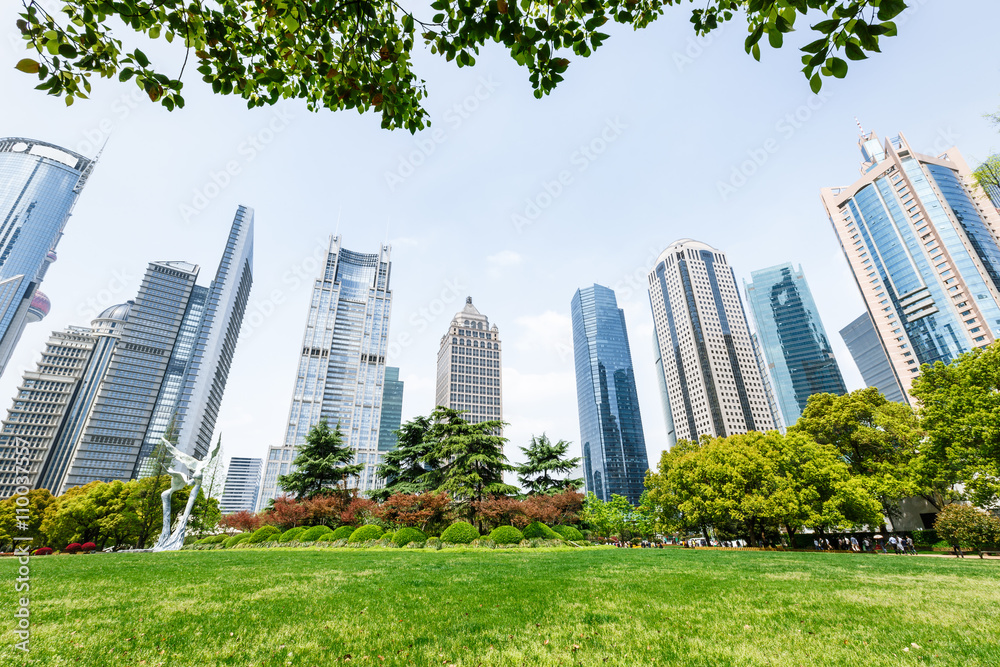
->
{"left": 211, "top": 534, "right": 228, "bottom": 544}
{"left": 522, "top": 521, "right": 561, "bottom": 540}
{"left": 426, "top": 537, "right": 443, "bottom": 550}
{"left": 223, "top": 533, "right": 249, "bottom": 548}
{"left": 488, "top": 526, "right": 524, "bottom": 545}
{"left": 33, "top": 547, "right": 53, "bottom": 556}
{"left": 553, "top": 525, "right": 584, "bottom": 541}
{"left": 382, "top": 531, "right": 395, "bottom": 543}
{"left": 64, "top": 543, "right": 82, "bottom": 554}
{"left": 81, "top": 542, "right": 97, "bottom": 552}
{"left": 441, "top": 521, "right": 480, "bottom": 544}
{"left": 332, "top": 525, "right": 356, "bottom": 542}
{"left": 279, "top": 527, "right": 307, "bottom": 543}
{"left": 394, "top": 527, "right": 427, "bottom": 547}
{"left": 299, "top": 526, "right": 334, "bottom": 542}
{"left": 247, "top": 525, "right": 281, "bottom": 544}
{"left": 348, "top": 525, "right": 384, "bottom": 544}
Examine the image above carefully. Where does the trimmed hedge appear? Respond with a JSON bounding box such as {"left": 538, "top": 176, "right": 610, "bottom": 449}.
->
{"left": 196, "top": 534, "right": 227, "bottom": 545}
{"left": 552, "top": 525, "right": 584, "bottom": 541}
{"left": 279, "top": 527, "right": 307, "bottom": 543}
{"left": 247, "top": 525, "right": 281, "bottom": 544}
{"left": 382, "top": 531, "right": 395, "bottom": 543}
{"left": 299, "top": 526, "right": 334, "bottom": 542}
{"left": 65, "top": 543, "right": 82, "bottom": 554}
{"left": 522, "top": 521, "right": 561, "bottom": 540}
{"left": 488, "top": 526, "right": 524, "bottom": 545}
{"left": 223, "top": 533, "right": 250, "bottom": 548}
{"left": 33, "top": 547, "right": 53, "bottom": 555}
{"left": 441, "top": 521, "right": 480, "bottom": 544}
{"left": 394, "top": 527, "right": 427, "bottom": 547}
{"left": 332, "top": 525, "right": 356, "bottom": 542}
{"left": 348, "top": 525, "right": 384, "bottom": 543}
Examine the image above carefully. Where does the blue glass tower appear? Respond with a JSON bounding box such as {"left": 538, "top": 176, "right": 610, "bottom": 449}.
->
{"left": 571, "top": 284, "right": 649, "bottom": 504}
{"left": 839, "top": 313, "right": 906, "bottom": 403}
{"left": 744, "top": 263, "right": 847, "bottom": 426}
{"left": 0, "top": 138, "right": 97, "bottom": 375}
{"left": 378, "top": 367, "right": 404, "bottom": 452}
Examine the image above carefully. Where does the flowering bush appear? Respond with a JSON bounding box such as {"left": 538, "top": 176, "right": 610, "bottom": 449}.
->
{"left": 81, "top": 542, "right": 97, "bottom": 552}
{"left": 64, "top": 543, "right": 82, "bottom": 554}
{"left": 33, "top": 547, "right": 53, "bottom": 555}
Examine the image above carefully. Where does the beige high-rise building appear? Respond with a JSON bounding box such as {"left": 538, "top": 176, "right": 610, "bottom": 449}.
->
{"left": 435, "top": 297, "right": 503, "bottom": 425}
{"left": 821, "top": 131, "right": 1000, "bottom": 398}
{"left": 648, "top": 239, "right": 775, "bottom": 446}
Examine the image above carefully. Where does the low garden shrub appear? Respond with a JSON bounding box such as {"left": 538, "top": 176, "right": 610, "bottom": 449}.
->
{"left": 394, "top": 527, "right": 427, "bottom": 547}
{"left": 912, "top": 529, "right": 939, "bottom": 548}
{"left": 247, "top": 525, "right": 281, "bottom": 544}
{"left": 404, "top": 540, "right": 426, "bottom": 549}
{"left": 441, "top": 521, "right": 480, "bottom": 544}
{"left": 223, "top": 533, "right": 249, "bottom": 548}
{"left": 488, "top": 526, "right": 524, "bottom": 545}
{"left": 426, "top": 537, "right": 442, "bottom": 550}
{"left": 81, "top": 542, "right": 97, "bottom": 552}
{"left": 331, "top": 525, "right": 356, "bottom": 542}
{"left": 279, "top": 527, "right": 307, "bottom": 543}
{"left": 552, "top": 525, "right": 584, "bottom": 541}
{"left": 33, "top": 547, "right": 52, "bottom": 555}
{"left": 348, "top": 525, "right": 384, "bottom": 543}
{"left": 299, "top": 526, "right": 334, "bottom": 542}
{"left": 382, "top": 531, "right": 395, "bottom": 543}
{"left": 64, "top": 543, "right": 82, "bottom": 554}
{"left": 522, "top": 521, "right": 561, "bottom": 540}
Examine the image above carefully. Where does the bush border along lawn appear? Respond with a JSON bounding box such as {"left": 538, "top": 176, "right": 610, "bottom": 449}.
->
{"left": 440, "top": 521, "right": 480, "bottom": 544}
{"left": 348, "top": 525, "right": 384, "bottom": 543}
{"left": 246, "top": 525, "right": 281, "bottom": 544}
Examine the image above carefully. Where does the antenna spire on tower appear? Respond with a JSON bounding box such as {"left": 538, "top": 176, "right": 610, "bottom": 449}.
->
{"left": 855, "top": 117, "right": 866, "bottom": 137}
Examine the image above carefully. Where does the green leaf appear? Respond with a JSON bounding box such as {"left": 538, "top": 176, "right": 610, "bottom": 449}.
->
{"left": 14, "top": 58, "right": 40, "bottom": 74}
{"left": 58, "top": 43, "right": 77, "bottom": 59}
{"left": 809, "top": 73, "right": 822, "bottom": 93}
{"left": 844, "top": 42, "right": 867, "bottom": 61}
{"left": 134, "top": 49, "right": 149, "bottom": 68}
{"left": 830, "top": 57, "right": 848, "bottom": 79}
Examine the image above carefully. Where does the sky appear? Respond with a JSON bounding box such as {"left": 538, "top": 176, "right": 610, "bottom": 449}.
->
{"left": 1, "top": 0, "right": 998, "bottom": 484}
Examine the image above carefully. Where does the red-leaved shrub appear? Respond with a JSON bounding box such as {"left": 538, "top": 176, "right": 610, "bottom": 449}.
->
{"left": 64, "top": 543, "right": 82, "bottom": 554}
{"left": 33, "top": 547, "right": 53, "bottom": 556}
{"left": 218, "top": 510, "right": 263, "bottom": 534}
{"left": 372, "top": 492, "right": 451, "bottom": 532}
{"left": 81, "top": 542, "right": 97, "bottom": 553}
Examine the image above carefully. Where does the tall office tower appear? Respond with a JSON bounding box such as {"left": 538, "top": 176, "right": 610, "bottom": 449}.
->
{"left": 259, "top": 237, "right": 392, "bottom": 508}
{"left": 839, "top": 313, "right": 907, "bottom": 403}
{"left": 977, "top": 157, "right": 1000, "bottom": 211}
{"left": 751, "top": 333, "right": 785, "bottom": 433}
{"left": 821, "top": 131, "right": 1000, "bottom": 397}
{"left": 744, "top": 263, "right": 847, "bottom": 426}
{"left": 651, "top": 328, "right": 676, "bottom": 449}
{"left": 0, "top": 327, "right": 96, "bottom": 498}
{"left": 0, "top": 138, "right": 97, "bottom": 375}
{"left": 571, "top": 284, "right": 649, "bottom": 504}
{"left": 377, "top": 367, "right": 404, "bottom": 453}
{"left": 59, "top": 207, "right": 253, "bottom": 488}
{"left": 434, "top": 297, "right": 503, "bottom": 426}
{"left": 648, "top": 239, "right": 775, "bottom": 444}
{"left": 218, "top": 457, "right": 262, "bottom": 514}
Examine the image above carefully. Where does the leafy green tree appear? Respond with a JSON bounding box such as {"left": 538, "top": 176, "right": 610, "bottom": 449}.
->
{"left": 12, "top": 0, "right": 908, "bottom": 129}
{"left": 934, "top": 503, "right": 1000, "bottom": 557}
{"left": 373, "top": 415, "right": 437, "bottom": 502}
{"left": 278, "top": 419, "right": 364, "bottom": 499}
{"left": 581, "top": 492, "right": 612, "bottom": 538}
{"left": 516, "top": 434, "right": 583, "bottom": 495}
{"left": 125, "top": 475, "right": 176, "bottom": 548}
{"left": 911, "top": 343, "right": 1000, "bottom": 510}
{"left": 790, "top": 387, "right": 922, "bottom": 523}
{"left": 0, "top": 488, "right": 55, "bottom": 551}
{"left": 424, "top": 407, "right": 516, "bottom": 522}
{"left": 643, "top": 438, "right": 707, "bottom": 538}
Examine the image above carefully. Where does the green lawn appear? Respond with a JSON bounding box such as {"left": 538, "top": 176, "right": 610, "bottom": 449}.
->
{"left": 2, "top": 546, "right": 998, "bottom": 666}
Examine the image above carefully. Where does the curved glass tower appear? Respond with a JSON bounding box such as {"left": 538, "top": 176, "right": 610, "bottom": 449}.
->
{"left": 0, "top": 138, "right": 96, "bottom": 375}
{"left": 571, "top": 284, "right": 649, "bottom": 504}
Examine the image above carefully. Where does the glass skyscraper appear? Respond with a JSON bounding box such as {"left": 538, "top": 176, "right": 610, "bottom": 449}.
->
{"left": 648, "top": 239, "right": 775, "bottom": 446}
{"left": 378, "top": 367, "right": 404, "bottom": 452}
{"left": 821, "top": 131, "right": 1000, "bottom": 397}
{"left": 839, "top": 313, "right": 906, "bottom": 403}
{"left": 571, "top": 284, "right": 649, "bottom": 504}
{"left": 744, "top": 263, "right": 847, "bottom": 426}
{"left": 0, "top": 137, "right": 97, "bottom": 375}
{"left": 434, "top": 297, "right": 503, "bottom": 426}
{"left": 218, "top": 457, "right": 263, "bottom": 514}
{"left": 259, "top": 237, "right": 392, "bottom": 507}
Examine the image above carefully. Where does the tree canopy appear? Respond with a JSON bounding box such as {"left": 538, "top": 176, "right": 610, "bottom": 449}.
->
{"left": 516, "top": 434, "right": 583, "bottom": 495}
{"left": 372, "top": 415, "right": 438, "bottom": 502}
{"left": 277, "top": 419, "right": 364, "bottom": 499}
{"left": 13, "top": 0, "right": 909, "bottom": 130}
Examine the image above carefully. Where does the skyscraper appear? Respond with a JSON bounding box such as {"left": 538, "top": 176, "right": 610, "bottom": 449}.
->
{"left": 0, "top": 138, "right": 97, "bottom": 375}
{"left": 434, "top": 297, "right": 503, "bottom": 426}
{"left": 378, "top": 367, "right": 404, "bottom": 453}
{"left": 839, "top": 313, "right": 906, "bottom": 403}
{"left": 218, "top": 457, "right": 262, "bottom": 514}
{"left": 648, "top": 239, "right": 775, "bottom": 446}
{"left": 571, "top": 284, "right": 649, "bottom": 504}
{"left": 744, "top": 263, "right": 847, "bottom": 426}
{"left": 58, "top": 206, "right": 253, "bottom": 488}
{"left": 259, "top": 237, "right": 392, "bottom": 507}
{"left": 821, "top": 131, "right": 1000, "bottom": 397}
{"left": 751, "top": 332, "right": 785, "bottom": 433}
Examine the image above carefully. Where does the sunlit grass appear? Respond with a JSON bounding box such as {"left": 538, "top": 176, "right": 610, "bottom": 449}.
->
{"left": 2, "top": 546, "right": 998, "bottom": 666}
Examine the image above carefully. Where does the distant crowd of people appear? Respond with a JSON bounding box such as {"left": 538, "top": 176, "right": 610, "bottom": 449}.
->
{"left": 812, "top": 534, "right": 918, "bottom": 554}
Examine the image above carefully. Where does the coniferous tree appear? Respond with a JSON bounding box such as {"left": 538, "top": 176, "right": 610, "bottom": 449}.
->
{"left": 517, "top": 434, "right": 583, "bottom": 495}
{"left": 278, "top": 420, "right": 363, "bottom": 499}
{"left": 373, "top": 416, "right": 438, "bottom": 502}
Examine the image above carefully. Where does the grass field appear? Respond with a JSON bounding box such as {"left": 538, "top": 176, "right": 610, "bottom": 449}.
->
{"left": 2, "top": 546, "right": 998, "bottom": 666}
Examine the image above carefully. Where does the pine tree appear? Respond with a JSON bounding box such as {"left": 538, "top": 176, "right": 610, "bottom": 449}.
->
{"left": 278, "top": 420, "right": 363, "bottom": 499}
{"left": 373, "top": 416, "right": 438, "bottom": 502}
{"left": 425, "top": 407, "right": 517, "bottom": 521}
{"left": 517, "top": 434, "right": 583, "bottom": 495}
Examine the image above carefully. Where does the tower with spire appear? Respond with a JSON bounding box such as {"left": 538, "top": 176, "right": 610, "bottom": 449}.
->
{"left": 435, "top": 296, "right": 503, "bottom": 427}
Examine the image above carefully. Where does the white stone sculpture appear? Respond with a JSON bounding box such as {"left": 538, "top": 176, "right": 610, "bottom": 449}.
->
{"left": 152, "top": 437, "right": 222, "bottom": 552}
